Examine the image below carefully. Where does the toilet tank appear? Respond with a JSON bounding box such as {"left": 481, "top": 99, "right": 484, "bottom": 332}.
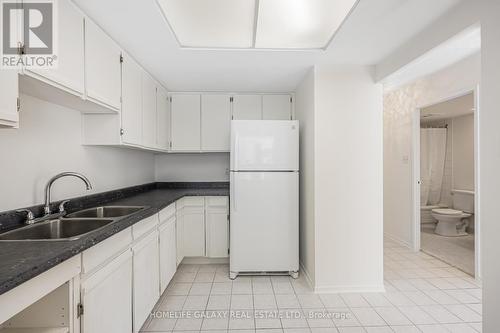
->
{"left": 452, "top": 190, "right": 474, "bottom": 213}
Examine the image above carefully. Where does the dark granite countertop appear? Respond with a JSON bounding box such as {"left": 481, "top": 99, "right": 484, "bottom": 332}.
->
{"left": 0, "top": 182, "right": 229, "bottom": 295}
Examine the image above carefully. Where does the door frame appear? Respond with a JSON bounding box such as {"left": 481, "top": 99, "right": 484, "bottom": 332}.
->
{"left": 411, "top": 85, "right": 481, "bottom": 279}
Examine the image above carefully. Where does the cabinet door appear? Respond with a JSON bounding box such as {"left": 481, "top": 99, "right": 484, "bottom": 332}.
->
{"left": 121, "top": 54, "right": 143, "bottom": 145}
{"left": 159, "top": 218, "right": 176, "bottom": 293}
{"left": 132, "top": 231, "right": 160, "bottom": 333}
{"left": 182, "top": 208, "right": 205, "bottom": 257}
{"left": 201, "top": 95, "right": 231, "bottom": 151}
{"left": 263, "top": 95, "right": 292, "bottom": 120}
{"left": 142, "top": 73, "right": 157, "bottom": 148}
{"left": 0, "top": 70, "right": 19, "bottom": 127}
{"left": 232, "top": 95, "right": 262, "bottom": 120}
{"left": 176, "top": 208, "right": 184, "bottom": 265}
{"left": 171, "top": 94, "right": 201, "bottom": 151}
{"left": 206, "top": 197, "right": 229, "bottom": 258}
{"left": 27, "top": 0, "right": 84, "bottom": 95}
{"left": 156, "top": 87, "right": 170, "bottom": 150}
{"left": 84, "top": 19, "right": 121, "bottom": 110}
{"left": 81, "top": 250, "right": 133, "bottom": 333}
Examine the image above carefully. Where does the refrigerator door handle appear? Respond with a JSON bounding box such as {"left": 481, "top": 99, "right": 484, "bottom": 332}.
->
{"left": 231, "top": 173, "right": 237, "bottom": 212}
{"left": 234, "top": 134, "right": 239, "bottom": 171}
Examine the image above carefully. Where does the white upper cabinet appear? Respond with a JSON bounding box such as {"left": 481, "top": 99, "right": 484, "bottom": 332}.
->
{"left": 201, "top": 95, "right": 231, "bottom": 151}
{"left": 84, "top": 19, "right": 121, "bottom": 111}
{"left": 142, "top": 72, "right": 157, "bottom": 149}
{"left": 232, "top": 95, "right": 262, "bottom": 120}
{"left": 171, "top": 94, "right": 201, "bottom": 151}
{"left": 263, "top": 94, "right": 292, "bottom": 120}
{"left": 156, "top": 86, "right": 170, "bottom": 150}
{"left": 0, "top": 71, "right": 19, "bottom": 128}
{"left": 121, "top": 53, "right": 143, "bottom": 146}
{"left": 26, "top": 0, "right": 84, "bottom": 95}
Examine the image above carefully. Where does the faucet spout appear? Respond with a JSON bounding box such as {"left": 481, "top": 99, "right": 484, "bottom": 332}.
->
{"left": 44, "top": 172, "right": 93, "bottom": 215}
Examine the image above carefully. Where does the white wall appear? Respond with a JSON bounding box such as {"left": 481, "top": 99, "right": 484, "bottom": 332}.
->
{"left": 383, "top": 54, "right": 480, "bottom": 246}
{"left": 294, "top": 68, "right": 316, "bottom": 286}
{"left": 452, "top": 114, "right": 474, "bottom": 191}
{"left": 314, "top": 65, "right": 384, "bottom": 292}
{"left": 0, "top": 94, "right": 155, "bottom": 212}
{"left": 155, "top": 153, "right": 229, "bottom": 182}
{"left": 478, "top": 1, "right": 500, "bottom": 329}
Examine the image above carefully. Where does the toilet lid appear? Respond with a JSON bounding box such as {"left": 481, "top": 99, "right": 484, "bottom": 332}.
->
{"left": 432, "top": 208, "right": 463, "bottom": 215}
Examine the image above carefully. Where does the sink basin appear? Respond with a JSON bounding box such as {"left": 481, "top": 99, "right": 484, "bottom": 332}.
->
{"left": 65, "top": 206, "right": 145, "bottom": 218}
{"left": 0, "top": 218, "right": 114, "bottom": 241}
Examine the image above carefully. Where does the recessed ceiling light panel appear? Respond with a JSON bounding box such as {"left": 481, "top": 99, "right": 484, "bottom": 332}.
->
{"left": 255, "top": 0, "right": 358, "bottom": 49}
{"left": 157, "top": 0, "right": 255, "bottom": 48}
{"left": 157, "top": 0, "right": 358, "bottom": 50}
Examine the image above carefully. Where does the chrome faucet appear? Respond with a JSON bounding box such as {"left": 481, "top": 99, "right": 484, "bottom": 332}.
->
{"left": 17, "top": 172, "right": 93, "bottom": 225}
{"left": 44, "top": 172, "right": 93, "bottom": 215}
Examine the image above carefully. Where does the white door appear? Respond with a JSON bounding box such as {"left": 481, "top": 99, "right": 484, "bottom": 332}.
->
{"left": 201, "top": 95, "right": 231, "bottom": 151}
{"left": 230, "top": 172, "right": 299, "bottom": 273}
{"left": 132, "top": 232, "right": 160, "bottom": 333}
{"left": 206, "top": 197, "right": 229, "bottom": 258}
{"left": 182, "top": 206, "right": 206, "bottom": 257}
{"left": 230, "top": 120, "right": 299, "bottom": 171}
{"left": 142, "top": 73, "right": 157, "bottom": 149}
{"left": 156, "top": 87, "right": 170, "bottom": 150}
{"left": 263, "top": 95, "right": 292, "bottom": 120}
{"left": 171, "top": 94, "right": 201, "bottom": 151}
{"left": 27, "top": 0, "right": 84, "bottom": 95}
{"left": 84, "top": 19, "right": 121, "bottom": 110}
{"left": 159, "top": 218, "right": 177, "bottom": 293}
{"left": 81, "top": 250, "right": 133, "bottom": 333}
{"left": 121, "top": 53, "right": 142, "bottom": 145}
{"left": 232, "top": 95, "right": 262, "bottom": 120}
{"left": 0, "top": 70, "right": 19, "bottom": 127}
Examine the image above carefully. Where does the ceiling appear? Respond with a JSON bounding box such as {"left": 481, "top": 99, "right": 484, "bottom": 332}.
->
{"left": 421, "top": 92, "right": 474, "bottom": 123}
{"left": 73, "top": 0, "right": 462, "bottom": 92}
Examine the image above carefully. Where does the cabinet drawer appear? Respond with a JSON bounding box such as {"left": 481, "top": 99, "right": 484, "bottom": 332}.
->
{"left": 178, "top": 196, "right": 204, "bottom": 208}
{"left": 159, "top": 203, "right": 176, "bottom": 224}
{"left": 82, "top": 227, "right": 132, "bottom": 275}
{"left": 206, "top": 196, "right": 228, "bottom": 208}
{"left": 132, "top": 214, "right": 159, "bottom": 240}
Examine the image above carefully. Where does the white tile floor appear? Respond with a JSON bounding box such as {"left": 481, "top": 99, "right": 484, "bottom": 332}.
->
{"left": 421, "top": 227, "right": 475, "bottom": 276}
{"left": 142, "top": 239, "right": 482, "bottom": 333}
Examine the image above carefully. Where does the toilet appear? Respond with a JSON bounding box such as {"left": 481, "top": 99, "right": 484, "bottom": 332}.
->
{"left": 431, "top": 190, "right": 474, "bottom": 237}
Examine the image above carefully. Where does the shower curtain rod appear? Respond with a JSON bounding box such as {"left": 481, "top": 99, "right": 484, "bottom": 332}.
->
{"left": 421, "top": 124, "right": 448, "bottom": 129}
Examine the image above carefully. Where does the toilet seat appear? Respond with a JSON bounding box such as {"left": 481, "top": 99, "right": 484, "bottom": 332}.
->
{"left": 432, "top": 208, "right": 463, "bottom": 215}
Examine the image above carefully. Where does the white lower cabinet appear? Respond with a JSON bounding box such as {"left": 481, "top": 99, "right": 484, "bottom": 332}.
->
{"left": 81, "top": 250, "right": 133, "bottom": 333}
{"left": 132, "top": 230, "right": 160, "bottom": 333}
{"left": 176, "top": 196, "right": 230, "bottom": 261}
{"left": 74, "top": 197, "right": 228, "bottom": 332}
{"left": 159, "top": 204, "right": 177, "bottom": 293}
{"left": 177, "top": 197, "right": 205, "bottom": 257}
{"left": 206, "top": 197, "right": 230, "bottom": 258}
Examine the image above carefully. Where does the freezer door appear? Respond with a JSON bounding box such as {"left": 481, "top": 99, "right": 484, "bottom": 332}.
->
{"left": 230, "top": 171, "right": 299, "bottom": 273}
{"left": 230, "top": 120, "right": 299, "bottom": 171}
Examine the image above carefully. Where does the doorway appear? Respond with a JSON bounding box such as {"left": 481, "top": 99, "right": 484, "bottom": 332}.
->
{"left": 412, "top": 88, "right": 480, "bottom": 278}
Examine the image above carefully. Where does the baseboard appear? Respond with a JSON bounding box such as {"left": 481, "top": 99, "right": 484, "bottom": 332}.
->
{"left": 299, "top": 261, "right": 314, "bottom": 289}
{"left": 314, "top": 284, "right": 386, "bottom": 294}
{"left": 384, "top": 232, "right": 413, "bottom": 250}
{"left": 181, "top": 257, "right": 229, "bottom": 265}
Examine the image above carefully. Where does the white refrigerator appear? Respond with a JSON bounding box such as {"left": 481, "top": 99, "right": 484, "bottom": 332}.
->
{"left": 229, "top": 120, "right": 299, "bottom": 279}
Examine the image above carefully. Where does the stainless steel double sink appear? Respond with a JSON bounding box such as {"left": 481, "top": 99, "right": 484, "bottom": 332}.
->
{"left": 0, "top": 206, "right": 146, "bottom": 241}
